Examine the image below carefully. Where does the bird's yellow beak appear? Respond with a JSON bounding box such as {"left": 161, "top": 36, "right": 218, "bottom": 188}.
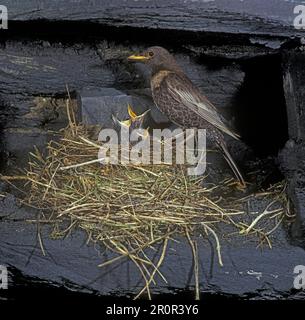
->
{"left": 127, "top": 104, "right": 150, "bottom": 121}
{"left": 127, "top": 54, "right": 150, "bottom": 62}
{"left": 112, "top": 105, "right": 150, "bottom": 129}
{"left": 127, "top": 104, "right": 138, "bottom": 120}
{"left": 119, "top": 119, "right": 132, "bottom": 128}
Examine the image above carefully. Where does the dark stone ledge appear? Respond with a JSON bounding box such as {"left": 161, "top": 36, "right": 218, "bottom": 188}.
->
{"left": 2, "top": 0, "right": 303, "bottom": 39}
{"left": 0, "top": 0, "right": 304, "bottom": 300}
{"left": 280, "top": 48, "right": 305, "bottom": 246}
{"left": 0, "top": 198, "right": 304, "bottom": 299}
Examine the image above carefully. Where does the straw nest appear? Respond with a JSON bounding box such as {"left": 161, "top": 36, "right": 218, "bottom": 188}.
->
{"left": 23, "top": 103, "right": 291, "bottom": 300}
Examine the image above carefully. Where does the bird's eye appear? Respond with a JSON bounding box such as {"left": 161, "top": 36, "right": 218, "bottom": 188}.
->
{"left": 148, "top": 51, "right": 154, "bottom": 57}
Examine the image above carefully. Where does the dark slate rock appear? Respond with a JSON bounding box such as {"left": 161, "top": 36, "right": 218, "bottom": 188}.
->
{"left": 0, "top": 41, "right": 114, "bottom": 96}
{"left": 0, "top": 194, "right": 18, "bottom": 218}
{"left": 3, "top": 128, "right": 51, "bottom": 154}
{"left": 185, "top": 44, "right": 278, "bottom": 60}
{"left": 2, "top": 128, "right": 54, "bottom": 169}
{"left": 78, "top": 87, "right": 132, "bottom": 127}
{"left": 0, "top": 40, "right": 245, "bottom": 105}
{"left": 280, "top": 48, "right": 305, "bottom": 245}
{"left": 78, "top": 87, "right": 166, "bottom": 128}
{"left": 4, "top": 0, "right": 304, "bottom": 39}
{"left": 0, "top": 196, "right": 304, "bottom": 299}
{"left": 283, "top": 49, "right": 305, "bottom": 142}
{"left": 0, "top": 0, "right": 303, "bottom": 300}
{"left": 279, "top": 141, "right": 305, "bottom": 246}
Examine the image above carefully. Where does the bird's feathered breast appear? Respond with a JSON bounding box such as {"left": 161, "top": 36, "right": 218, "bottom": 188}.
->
{"left": 151, "top": 70, "right": 172, "bottom": 89}
{"left": 151, "top": 70, "right": 240, "bottom": 140}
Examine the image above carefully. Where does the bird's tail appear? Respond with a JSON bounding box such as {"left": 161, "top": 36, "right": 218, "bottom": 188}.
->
{"left": 218, "top": 140, "right": 246, "bottom": 187}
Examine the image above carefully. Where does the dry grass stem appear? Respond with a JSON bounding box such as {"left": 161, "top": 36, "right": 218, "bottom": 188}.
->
{"left": 17, "top": 100, "right": 291, "bottom": 299}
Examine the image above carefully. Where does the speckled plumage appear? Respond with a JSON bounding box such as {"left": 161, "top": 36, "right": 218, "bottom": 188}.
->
{"left": 128, "top": 46, "right": 245, "bottom": 186}
{"left": 151, "top": 70, "right": 223, "bottom": 142}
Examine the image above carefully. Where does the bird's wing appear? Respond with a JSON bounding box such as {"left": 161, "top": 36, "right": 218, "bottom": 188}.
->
{"left": 164, "top": 72, "right": 240, "bottom": 140}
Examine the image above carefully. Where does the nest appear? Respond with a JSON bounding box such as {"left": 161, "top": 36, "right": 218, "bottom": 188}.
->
{"left": 23, "top": 102, "right": 291, "bottom": 300}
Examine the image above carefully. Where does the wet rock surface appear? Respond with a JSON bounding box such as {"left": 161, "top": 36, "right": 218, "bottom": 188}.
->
{"left": 0, "top": 1, "right": 304, "bottom": 300}
{"left": 280, "top": 48, "right": 305, "bottom": 246}
{"left": 4, "top": 0, "right": 304, "bottom": 40}
{"left": 0, "top": 195, "right": 304, "bottom": 300}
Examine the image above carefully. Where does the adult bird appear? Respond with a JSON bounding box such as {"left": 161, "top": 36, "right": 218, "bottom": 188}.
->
{"left": 128, "top": 46, "right": 245, "bottom": 186}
